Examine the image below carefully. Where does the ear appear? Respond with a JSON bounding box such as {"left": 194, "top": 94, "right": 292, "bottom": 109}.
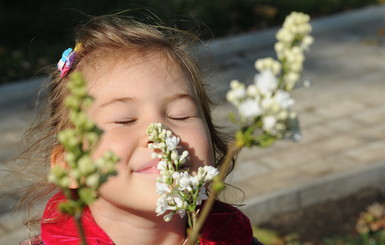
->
{"left": 50, "top": 145, "right": 65, "bottom": 168}
{"left": 50, "top": 145, "right": 78, "bottom": 189}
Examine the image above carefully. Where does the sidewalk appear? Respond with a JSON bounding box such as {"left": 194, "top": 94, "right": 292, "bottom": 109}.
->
{"left": 1, "top": 5, "right": 385, "bottom": 244}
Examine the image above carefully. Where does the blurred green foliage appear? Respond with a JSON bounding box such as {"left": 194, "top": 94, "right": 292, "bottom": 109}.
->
{"left": 0, "top": 0, "right": 379, "bottom": 84}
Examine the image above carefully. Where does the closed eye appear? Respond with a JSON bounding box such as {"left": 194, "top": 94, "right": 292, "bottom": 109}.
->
{"left": 168, "top": 115, "right": 190, "bottom": 121}
{"left": 115, "top": 119, "right": 136, "bottom": 125}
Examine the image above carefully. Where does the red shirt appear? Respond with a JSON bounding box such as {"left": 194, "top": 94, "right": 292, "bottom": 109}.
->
{"left": 23, "top": 192, "right": 258, "bottom": 245}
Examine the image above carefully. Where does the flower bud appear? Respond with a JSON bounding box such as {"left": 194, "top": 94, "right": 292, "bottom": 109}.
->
{"left": 163, "top": 212, "right": 174, "bottom": 222}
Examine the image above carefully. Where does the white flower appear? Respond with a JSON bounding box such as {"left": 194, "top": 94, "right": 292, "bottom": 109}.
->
{"left": 178, "top": 173, "right": 191, "bottom": 191}
{"left": 179, "top": 151, "right": 189, "bottom": 164}
{"left": 255, "top": 70, "right": 278, "bottom": 96}
{"left": 273, "top": 91, "right": 294, "bottom": 109}
{"left": 170, "top": 150, "right": 178, "bottom": 161}
{"left": 157, "top": 160, "right": 167, "bottom": 171}
{"left": 156, "top": 182, "right": 170, "bottom": 194}
{"left": 261, "top": 96, "right": 274, "bottom": 111}
{"left": 274, "top": 42, "right": 285, "bottom": 56}
{"left": 202, "top": 165, "right": 218, "bottom": 181}
{"left": 302, "top": 35, "right": 314, "bottom": 50}
{"left": 146, "top": 123, "right": 219, "bottom": 225}
{"left": 156, "top": 196, "right": 168, "bottom": 215}
{"left": 277, "top": 110, "right": 289, "bottom": 120}
{"left": 176, "top": 209, "right": 186, "bottom": 218}
{"left": 246, "top": 84, "right": 258, "bottom": 97}
{"left": 166, "top": 136, "right": 179, "bottom": 151}
{"left": 226, "top": 80, "right": 246, "bottom": 105}
{"left": 197, "top": 186, "right": 208, "bottom": 205}
{"left": 255, "top": 58, "right": 281, "bottom": 75}
{"left": 263, "top": 116, "right": 277, "bottom": 132}
{"left": 276, "top": 29, "right": 293, "bottom": 43}
{"left": 285, "top": 72, "right": 300, "bottom": 90}
{"left": 239, "top": 98, "right": 262, "bottom": 119}
{"left": 174, "top": 196, "right": 185, "bottom": 209}
{"left": 189, "top": 175, "right": 200, "bottom": 189}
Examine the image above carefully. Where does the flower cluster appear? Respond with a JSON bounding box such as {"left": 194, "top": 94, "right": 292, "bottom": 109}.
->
{"left": 275, "top": 12, "right": 313, "bottom": 90}
{"left": 226, "top": 12, "right": 313, "bottom": 147}
{"left": 356, "top": 202, "right": 385, "bottom": 235}
{"left": 146, "top": 123, "right": 218, "bottom": 227}
{"left": 48, "top": 72, "right": 119, "bottom": 214}
{"left": 227, "top": 72, "right": 298, "bottom": 139}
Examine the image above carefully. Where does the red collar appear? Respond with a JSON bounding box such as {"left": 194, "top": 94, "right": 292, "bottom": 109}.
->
{"left": 41, "top": 192, "right": 253, "bottom": 244}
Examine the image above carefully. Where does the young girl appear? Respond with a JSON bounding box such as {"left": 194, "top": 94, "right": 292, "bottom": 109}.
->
{"left": 21, "top": 15, "right": 262, "bottom": 245}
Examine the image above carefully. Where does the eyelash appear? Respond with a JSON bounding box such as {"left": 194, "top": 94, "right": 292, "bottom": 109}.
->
{"left": 114, "top": 115, "right": 190, "bottom": 125}
{"left": 115, "top": 119, "right": 136, "bottom": 125}
{"left": 168, "top": 115, "right": 190, "bottom": 121}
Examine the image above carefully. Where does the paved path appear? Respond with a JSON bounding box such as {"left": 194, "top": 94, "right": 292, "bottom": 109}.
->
{"left": 1, "top": 5, "right": 385, "bottom": 244}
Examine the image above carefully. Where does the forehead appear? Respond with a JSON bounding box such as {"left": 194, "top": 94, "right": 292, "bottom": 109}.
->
{"left": 81, "top": 50, "right": 194, "bottom": 97}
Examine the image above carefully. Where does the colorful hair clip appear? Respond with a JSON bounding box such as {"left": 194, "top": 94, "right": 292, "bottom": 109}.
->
{"left": 57, "top": 43, "right": 83, "bottom": 78}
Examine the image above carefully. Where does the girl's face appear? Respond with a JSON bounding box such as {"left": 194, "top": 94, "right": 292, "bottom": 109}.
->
{"left": 86, "top": 52, "right": 215, "bottom": 217}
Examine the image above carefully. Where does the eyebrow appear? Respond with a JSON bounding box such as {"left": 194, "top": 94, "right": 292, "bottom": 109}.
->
{"left": 166, "top": 93, "right": 197, "bottom": 104}
{"left": 99, "top": 93, "right": 197, "bottom": 108}
{"left": 99, "top": 97, "right": 134, "bottom": 108}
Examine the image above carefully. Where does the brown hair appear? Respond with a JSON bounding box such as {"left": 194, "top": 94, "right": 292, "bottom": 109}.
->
{"left": 19, "top": 14, "right": 234, "bottom": 225}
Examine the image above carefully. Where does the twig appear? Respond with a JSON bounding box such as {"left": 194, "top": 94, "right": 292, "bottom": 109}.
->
{"left": 74, "top": 211, "right": 87, "bottom": 245}
{"left": 186, "top": 142, "right": 241, "bottom": 244}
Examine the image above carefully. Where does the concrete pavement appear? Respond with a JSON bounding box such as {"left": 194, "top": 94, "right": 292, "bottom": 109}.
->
{"left": 1, "top": 5, "right": 385, "bottom": 244}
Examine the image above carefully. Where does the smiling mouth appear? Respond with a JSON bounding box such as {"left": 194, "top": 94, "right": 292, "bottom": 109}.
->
{"left": 134, "top": 159, "right": 161, "bottom": 175}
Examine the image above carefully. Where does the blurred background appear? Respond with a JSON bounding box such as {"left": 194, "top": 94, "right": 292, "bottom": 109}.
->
{"left": 2, "top": 1, "right": 385, "bottom": 244}
{"left": 0, "top": 0, "right": 382, "bottom": 84}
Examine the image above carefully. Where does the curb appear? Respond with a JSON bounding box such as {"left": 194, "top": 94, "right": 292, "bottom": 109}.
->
{"left": 206, "top": 4, "right": 385, "bottom": 57}
{"left": 242, "top": 161, "right": 385, "bottom": 224}
{"left": 0, "top": 77, "right": 45, "bottom": 107}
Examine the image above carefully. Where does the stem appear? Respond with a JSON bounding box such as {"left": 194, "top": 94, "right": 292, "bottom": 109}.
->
{"left": 192, "top": 212, "right": 197, "bottom": 229}
{"left": 187, "top": 212, "right": 193, "bottom": 229}
{"left": 74, "top": 211, "right": 88, "bottom": 245}
{"left": 185, "top": 142, "right": 241, "bottom": 245}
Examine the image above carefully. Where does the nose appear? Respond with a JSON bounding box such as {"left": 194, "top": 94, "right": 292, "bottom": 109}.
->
{"left": 139, "top": 113, "right": 171, "bottom": 149}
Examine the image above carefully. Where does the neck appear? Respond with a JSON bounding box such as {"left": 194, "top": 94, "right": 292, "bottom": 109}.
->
{"left": 89, "top": 199, "right": 187, "bottom": 245}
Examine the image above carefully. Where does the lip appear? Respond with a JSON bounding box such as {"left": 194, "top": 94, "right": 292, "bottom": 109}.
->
{"left": 134, "top": 159, "right": 161, "bottom": 175}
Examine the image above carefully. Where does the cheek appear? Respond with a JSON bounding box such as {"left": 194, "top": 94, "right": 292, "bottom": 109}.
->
{"left": 92, "top": 128, "right": 136, "bottom": 164}
{"left": 184, "top": 125, "right": 215, "bottom": 168}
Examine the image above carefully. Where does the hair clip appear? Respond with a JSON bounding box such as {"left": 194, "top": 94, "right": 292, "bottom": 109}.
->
{"left": 57, "top": 43, "right": 83, "bottom": 78}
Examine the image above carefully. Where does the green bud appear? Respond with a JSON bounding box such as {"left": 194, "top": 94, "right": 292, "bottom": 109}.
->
{"left": 72, "top": 84, "right": 88, "bottom": 97}
{"left": 255, "top": 133, "right": 276, "bottom": 147}
{"left": 86, "top": 132, "right": 99, "bottom": 148}
{"left": 86, "top": 174, "right": 100, "bottom": 189}
{"left": 79, "top": 187, "right": 97, "bottom": 205}
{"left": 47, "top": 173, "right": 57, "bottom": 184}
{"left": 50, "top": 71, "right": 119, "bottom": 215}
{"left": 64, "top": 95, "right": 81, "bottom": 109}
{"left": 212, "top": 176, "right": 225, "bottom": 193}
{"left": 58, "top": 129, "right": 79, "bottom": 150}
{"left": 70, "top": 169, "right": 81, "bottom": 181}
{"left": 59, "top": 200, "right": 77, "bottom": 215}
{"left": 64, "top": 152, "right": 77, "bottom": 166}
{"left": 82, "top": 96, "right": 94, "bottom": 109}
{"left": 51, "top": 165, "right": 67, "bottom": 178}
{"left": 78, "top": 155, "right": 96, "bottom": 175}
{"left": 59, "top": 176, "right": 71, "bottom": 188}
